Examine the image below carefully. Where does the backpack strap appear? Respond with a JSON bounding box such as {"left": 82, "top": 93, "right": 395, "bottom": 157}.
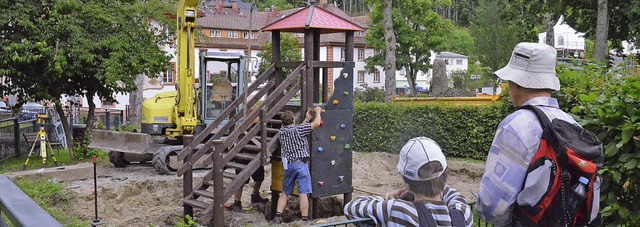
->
{"left": 519, "top": 105, "right": 552, "bottom": 130}
{"left": 413, "top": 202, "right": 466, "bottom": 227}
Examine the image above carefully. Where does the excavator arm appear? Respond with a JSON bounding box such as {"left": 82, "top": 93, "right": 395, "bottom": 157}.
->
{"left": 166, "top": 0, "right": 199, "bottom": 138}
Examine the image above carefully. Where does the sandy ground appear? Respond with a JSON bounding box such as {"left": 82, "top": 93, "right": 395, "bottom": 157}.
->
{"left": 61, "top": 152, "right": 485, "bottom": 226}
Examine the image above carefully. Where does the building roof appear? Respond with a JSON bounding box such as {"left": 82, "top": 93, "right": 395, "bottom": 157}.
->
{"left": 203, "top": 0, "right": 257, "bottom": 12}
{"left": 262, "top": 5, "right": 364, "bottom": 34}
{"left": 436, "top": 52, "right": 468, "bottom": 59}
{"left": 197, "top": 8, "right": 272, "bottom": 31}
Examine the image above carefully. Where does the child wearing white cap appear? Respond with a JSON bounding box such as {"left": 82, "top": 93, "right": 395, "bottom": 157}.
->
{"left": 344, "top": 137, "right": 473, "bottom": 227}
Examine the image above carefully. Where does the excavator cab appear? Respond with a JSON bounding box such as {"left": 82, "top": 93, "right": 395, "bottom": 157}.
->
{"left": 199, "top": 51, "right": 247, "bottom": 125}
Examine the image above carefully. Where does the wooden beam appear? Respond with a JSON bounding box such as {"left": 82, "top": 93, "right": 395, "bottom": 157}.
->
{"left": 308, "top": 61, "right": 345, "bottom": 68}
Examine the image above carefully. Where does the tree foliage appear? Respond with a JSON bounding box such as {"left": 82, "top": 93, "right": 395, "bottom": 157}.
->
{"left": 0, "top": 0, "right": 172, "bottom": 152}
{"left": 564, "top": 0, "right": 640, "bottom": 50}
{"left": 256, "top": 33, "right": 302, "bottom": 75}
{"left": 470, "top": 0, "right": 540, "bottom": 88}
{"left": 366, "top": 0, "right": 450, "bottom": 97}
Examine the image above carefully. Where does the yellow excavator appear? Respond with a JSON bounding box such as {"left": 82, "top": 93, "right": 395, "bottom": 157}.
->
{"left": 89, "top": 0, "right": 247, "bottom": 174}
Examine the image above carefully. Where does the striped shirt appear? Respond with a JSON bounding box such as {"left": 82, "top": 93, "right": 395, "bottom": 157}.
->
{"left": 477, "top": 97, "right": 578, "bottom": 226}
{"left": 344, "top": 185, "right": 473, "bottom": 227}
{"left": 279, "top": 123, "right": 312, "bottom": 160}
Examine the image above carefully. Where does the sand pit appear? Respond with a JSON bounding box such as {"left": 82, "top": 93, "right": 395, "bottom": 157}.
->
{"left": 57, "top": 152, "right": 484, "bottom": 226}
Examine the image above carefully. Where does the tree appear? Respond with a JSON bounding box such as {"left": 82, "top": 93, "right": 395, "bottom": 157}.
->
{"left": 257, "top": 33, "right": 302, "bottom": 76}
{"left": 382, "top": 0, "right": 397, "bottom": 101}
{"left": 366, "top": 0, "right": 450, "bottom": 99}
{"left": 128, "top": 75, "right": 145, "bottom": 127}
{"left": 564, "top": 0, "right": 640, "bottom": 61}
{"left": 594, "top": 0, "right": 609, "bottom": 63}
{"left": 0, "top": 0, "right": 172, "bottom": 157}
{"left": 470, "top": 0, "right": 536, "bottom": 82}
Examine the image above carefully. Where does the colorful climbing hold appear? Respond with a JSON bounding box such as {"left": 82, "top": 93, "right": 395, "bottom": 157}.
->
{"left": 344, "top": 144, "right": 351, "bottom": 149}
{"left": 333, "top": 99, "right": 339, "bottom": 105}
{"left": 320, "top": 120, "right": 325, "bottom": 126}
{"left": 318, "top": 181, "right": 324, "bottom": 186}
{"left": 330, "top": 136, "right": 336, "bottom": 141}
{"left": 342, "top": 73, "right": 348, "bottom": 78}
{"left": 331, "top": 160, "right": 336, "bottom": 166}
{"left": 339, "top": 176, "right": 344, "bottom": 182}
{"left": 317, "top": 147, "right": 324, "bottom": 152}
{"left": 340, "top": 124, "right": 346, "bottom": 129}
{"left": 343, "top": 91, "right": 349, "bottom": 96}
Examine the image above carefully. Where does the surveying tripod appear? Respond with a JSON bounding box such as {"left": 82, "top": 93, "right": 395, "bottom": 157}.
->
{"left": 23, "top": 113, "right": 59, "bottom": 170}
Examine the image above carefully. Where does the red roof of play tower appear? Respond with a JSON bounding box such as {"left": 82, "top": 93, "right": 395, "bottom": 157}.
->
{"left": 262, "top": 5, "right": 364, "bottom": 34}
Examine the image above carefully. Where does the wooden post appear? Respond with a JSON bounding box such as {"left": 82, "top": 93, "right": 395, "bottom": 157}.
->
{"left": 345, "top": 31, "right": 354, "bottom": 62}
{"left": 104, "top": 111, "right": 110, "bottom": 130}
{"left": 304, "top": 29, "right": 314, "bottom": 110}
{"left": 313, "top": 29, "right": 321, "bottom": 103}
{"left": 344, "top": 192, "right": 352, "bottom": 207}
{"left": 272, "top": 31, "right": 282, "bottom": 91}
{"left": 13, "top": 118, "right": 20, "bottom": 156}
{"left": 182, "top": 134, "right": 194, "bottom": 223}
{"left": 322, "top": 68, "right": 328, "bottom": 102}
{"left": 260, "top": 107, "right": 267, "bottom": 165}
{"left": 212, "top": 143, "right": 224, "bottom": 227}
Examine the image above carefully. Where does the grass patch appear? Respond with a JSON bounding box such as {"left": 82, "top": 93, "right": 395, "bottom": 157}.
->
{"left": 12, "top": 177, "right": 88, "bottom": 226}
{"left": 448, "top": 157, "right": 486, "bottom": 164}
{"left": 0, "top": 148, "right": 108, "bottom": 174}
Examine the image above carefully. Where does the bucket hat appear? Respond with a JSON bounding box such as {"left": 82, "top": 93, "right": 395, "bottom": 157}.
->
{"left": 494, "top": 42, "right": 560, "bottom": 91}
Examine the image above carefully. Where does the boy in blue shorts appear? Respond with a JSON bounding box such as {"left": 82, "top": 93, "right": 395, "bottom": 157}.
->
{"left": 273, "top": 107, "right": 323, "bottom": 224}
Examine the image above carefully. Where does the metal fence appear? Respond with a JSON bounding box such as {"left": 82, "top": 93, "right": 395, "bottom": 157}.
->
{"left": 67, "top": 107, "right": 124, "bottom": 130}
{"left": 0, "top": 118, "right": 38, "bottom": 162}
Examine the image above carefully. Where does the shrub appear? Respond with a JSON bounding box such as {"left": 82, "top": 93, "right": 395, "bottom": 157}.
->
{"left": 353, "top": 102, "right": 509, "bottom": 159}
{"left": 556, "top": 62, "right": 640, "bottom": 225}
{"left": 354, "top": 83, "right": 385, "bottom": 103}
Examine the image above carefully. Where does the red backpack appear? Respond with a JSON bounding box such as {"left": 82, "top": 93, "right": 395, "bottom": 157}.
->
{"left": 515, "top": 105, "right": 604, "bottom": 226}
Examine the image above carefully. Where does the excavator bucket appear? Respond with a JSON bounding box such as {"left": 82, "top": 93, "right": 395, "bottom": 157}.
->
{"left": 88, "top": 130, "right": 152, "bottom": 154}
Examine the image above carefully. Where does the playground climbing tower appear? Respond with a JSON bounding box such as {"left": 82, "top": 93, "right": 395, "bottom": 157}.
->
{"left": 178, "top": 2, "right": 364, "bottom": 225}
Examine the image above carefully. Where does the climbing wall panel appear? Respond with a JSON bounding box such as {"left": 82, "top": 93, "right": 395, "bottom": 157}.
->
{"left": 310, "top": 62, "right": 354, "bottom": 198}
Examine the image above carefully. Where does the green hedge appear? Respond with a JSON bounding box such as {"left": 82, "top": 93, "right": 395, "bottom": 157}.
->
{"left": 353, "top": 102, "right": 510, "bottom": 160}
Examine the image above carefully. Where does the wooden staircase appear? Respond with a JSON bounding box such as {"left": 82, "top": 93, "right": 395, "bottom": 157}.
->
{"left": 177, "top": 62, "right": 305, "bottom": 226}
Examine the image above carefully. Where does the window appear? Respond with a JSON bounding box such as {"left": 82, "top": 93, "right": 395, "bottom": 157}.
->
{"left": 558, "top": 36, "right": 565, "bottom": 46}
{"left": 211, "top": 30, "right": 221, "bottom": 37}
{"left": 341, "top": 48, "right": 345, "bottom": 61}
{"left": 243, "top": 31, "right": 249, "bottom": 39}
{"left": 456, "top": 59, "right": 463, "bottom": 65}
{"left": 444, "top": 59, "right": 450, "bottom": 65}
{"left": 233, "top": 31, "right": 238, "bottom": 38}
{"left": 358, "top": 49, "right": 365, "bottom": 61}
{"left": 102, "top": 99, "right": 114, "bottom": 107}
{"left": 162, "top": 63, "right": 176, "bottom": 84}
{"left": 250, "top": 32, "right": 255, "bottom": 39}
{"left": 357, "top": 71, "right": 365, "bottom": 83}
{"left": 373, "top": 71, "right": 380, "bottom": 83}
{"left": 227, "top": 30, "right": 233, "bottom": 38}
{"left": 357, "top": 31, "right": 365, "bottom": 37}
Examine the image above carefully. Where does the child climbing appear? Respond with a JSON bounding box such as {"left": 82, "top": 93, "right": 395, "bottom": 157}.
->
{"left": 273, "top": 107, "right": 323, "bottom": 224}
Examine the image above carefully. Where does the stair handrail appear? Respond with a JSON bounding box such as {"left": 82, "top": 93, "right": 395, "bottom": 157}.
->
{"left": 185, "top": 62, "right": 305, "bottom": 190}
{"left": 177, "top": 64, "right": 276, "bottom": 162}
{"left": 190, "top": 62, "right": 305, "bottom": 174}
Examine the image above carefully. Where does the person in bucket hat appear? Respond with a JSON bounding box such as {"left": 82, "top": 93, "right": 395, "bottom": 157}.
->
{"left": 476, "top": 42, "right": 584, "bottom": 226}
{"left": 344, "top": 137, "right": 473, "bottom": 227}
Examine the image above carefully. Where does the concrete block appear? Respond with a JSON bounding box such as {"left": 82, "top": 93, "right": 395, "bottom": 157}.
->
{"left": 5, "top": 163, "right": 93, "bottom": 182}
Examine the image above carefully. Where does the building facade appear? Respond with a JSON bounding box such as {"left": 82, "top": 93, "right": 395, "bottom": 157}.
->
{"left": 85, "top": 0, "right": 382, "bottom": 110}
